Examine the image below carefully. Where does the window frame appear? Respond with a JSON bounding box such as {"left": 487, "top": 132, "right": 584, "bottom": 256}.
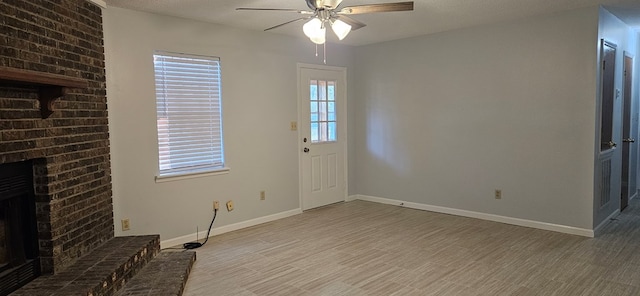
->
{"left": 152, "top": 51, "right": 228, "bottom": 182}
{"left": 310, "top": 79, "right": 338, "bottom": 144}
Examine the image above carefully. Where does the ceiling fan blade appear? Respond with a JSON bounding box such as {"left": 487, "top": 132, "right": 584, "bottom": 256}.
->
{"left": 305, "top": 0, "right": 319, "bottom": 9}
{"left": 335, "top": 15, "right": 366, "bottom": 30}
{"left": 322, "top": 0, "right": 343, "bottom": 9}
{"left": 264, "top": 18, "right": 308, "bottom": 31}
{"left": 338, "top": 1, "right": 413, "bottom": 15}
{"left": 236, "top": 8, "right": 313, "bottom": 14}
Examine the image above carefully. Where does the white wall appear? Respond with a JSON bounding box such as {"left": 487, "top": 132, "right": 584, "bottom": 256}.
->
{"left": 594, "top": 7, "right": 639, "bottom": 227}
{"left": 103, "top": 7, "right": 355, "bottom": 243}
{"left": 353, "top": 7, "right": 600, "bottom": 229}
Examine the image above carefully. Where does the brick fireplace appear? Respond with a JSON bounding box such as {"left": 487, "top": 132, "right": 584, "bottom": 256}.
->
{"left": 0, "top": 0, "right": 113, "bottom": 284}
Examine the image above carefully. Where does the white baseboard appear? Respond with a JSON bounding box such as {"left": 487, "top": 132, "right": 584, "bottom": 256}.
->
{"left": 353, "top": 194, "right": 594, "bottom": 237}
{"left": 593, "top": 209, "right": 621, "bottom": 237}
{"left": 160, "top": 208, "right": 302, "bottom": 249}
{"left": 346, "top": 195, "right": 358, "bottom": 202}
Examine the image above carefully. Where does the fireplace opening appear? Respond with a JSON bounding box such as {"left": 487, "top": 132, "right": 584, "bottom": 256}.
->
{"left": 0, "top": 161, "right": 40, "bottom": 296}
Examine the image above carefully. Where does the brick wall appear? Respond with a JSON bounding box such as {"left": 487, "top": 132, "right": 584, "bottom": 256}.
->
{"left": 0, "top": 0, "right": 112, "bottom": 273}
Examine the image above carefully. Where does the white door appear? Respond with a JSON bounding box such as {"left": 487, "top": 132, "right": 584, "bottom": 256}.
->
{"left": 298, "top": 65, "right": 347, "bottom": 210}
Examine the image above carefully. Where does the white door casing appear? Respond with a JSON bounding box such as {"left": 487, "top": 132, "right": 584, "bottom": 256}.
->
{"left": 298, "top": 64, "right": 347, "bottom": 210}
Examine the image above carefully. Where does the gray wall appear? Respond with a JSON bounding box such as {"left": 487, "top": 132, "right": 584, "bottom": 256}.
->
{"left": 104, "top": 4, "right": 640, "bottom": 242}
{"left": 353, "top": 7, "right": 600, "bottom": 229}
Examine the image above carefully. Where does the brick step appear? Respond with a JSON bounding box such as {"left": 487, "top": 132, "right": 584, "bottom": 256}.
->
{"left": 11, "top": 235, "right": 160, "bottom": 296}
{"left": 114, "top": 251, "right": 196, "bottom": 296}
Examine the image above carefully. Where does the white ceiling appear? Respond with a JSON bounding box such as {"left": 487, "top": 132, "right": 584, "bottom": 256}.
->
{"left": 104, "top": 0, "right": 640, "bottom": 46}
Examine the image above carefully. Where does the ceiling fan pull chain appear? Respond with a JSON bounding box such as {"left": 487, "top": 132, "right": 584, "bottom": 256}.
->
{"left": 323, "top": 42, "right": 327, "bottom": 64}
{"left": 315, "top": 43, "right": 319, "bottom": 57}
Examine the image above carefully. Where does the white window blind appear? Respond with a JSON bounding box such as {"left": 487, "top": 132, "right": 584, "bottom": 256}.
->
{"left": 153, "top": 51, "right": 225, "bottom": 177}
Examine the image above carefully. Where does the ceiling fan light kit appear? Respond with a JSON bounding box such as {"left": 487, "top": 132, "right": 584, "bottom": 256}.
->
{"left": 302, "top": 10, "right": 352, "bottom": 44}
{"left": 303, "top": 17, "right": 327, "bottom": 44}
{"left": 237, "top": 0, "right": 413, "bottom": 62}
{"left": 330, "top": 19, "right": 352, "bottom": 40}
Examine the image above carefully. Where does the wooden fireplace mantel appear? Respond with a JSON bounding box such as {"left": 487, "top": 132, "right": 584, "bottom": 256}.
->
{"left": 0, "top": 66, "right": 88, "bottom": 118}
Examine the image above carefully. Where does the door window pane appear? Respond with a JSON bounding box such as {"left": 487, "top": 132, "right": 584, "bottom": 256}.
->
{"left": 328, "top": 102, "right": 335, "bottom": 121}
{"left": 328, "top": 122, "right": 336, "bottom": 141}
{"left": 310, "top": 80, "right": 318, "bottom": 100}
{"left": 319, "top": 102, "right": 327, "bottom": 121}
{"left": 328, "top": 82, "right": 335, "bottom": 101}
{"left": 311, "top": 122, "right": 319, "bottom": 142}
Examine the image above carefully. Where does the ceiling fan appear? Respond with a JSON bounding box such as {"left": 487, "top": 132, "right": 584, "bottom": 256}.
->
{"left": 237, "top": 0, "right": 414, "bottom": 45}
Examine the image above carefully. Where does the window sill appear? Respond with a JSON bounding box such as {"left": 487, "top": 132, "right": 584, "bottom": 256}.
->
{"left": 155, "top": 167, "right": 230, "bottom": 183}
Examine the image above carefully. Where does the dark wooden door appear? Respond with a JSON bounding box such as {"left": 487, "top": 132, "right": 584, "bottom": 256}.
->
{"left": 621, "top": 55, "right": 634, "bottom": 210}
{"left": 597, "top": 40, "right": 617, "bottom": 214}
{"left": 600, "top": 42, "right": 616, "bottom": 152}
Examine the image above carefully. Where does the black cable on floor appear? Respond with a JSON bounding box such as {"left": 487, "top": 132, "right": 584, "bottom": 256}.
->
{"left": 183, "top": 209, "right": 218, "bottom": 250}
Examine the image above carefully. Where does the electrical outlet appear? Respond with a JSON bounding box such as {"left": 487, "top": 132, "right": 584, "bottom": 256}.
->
{"left": 260, "top": 191, "right": 266, "bottom": 200}
{"left": 290, "top": 121, "right": 297, "bottom": 131}
{"left": 495, "top": 189, "right": 502, "bottom": 199}
{"left": 226, "top": 200, "right": 234, "bottom": 211}
{"left": 121, "top": 219, "right": 130, "bottom": 231}
{"left": 213, "top": 201, "right": 220, "bottom": 210}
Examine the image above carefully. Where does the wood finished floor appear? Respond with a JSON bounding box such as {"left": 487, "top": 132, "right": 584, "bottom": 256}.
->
{"left": 181, "top": 199, "right": 640, "bottom": 296}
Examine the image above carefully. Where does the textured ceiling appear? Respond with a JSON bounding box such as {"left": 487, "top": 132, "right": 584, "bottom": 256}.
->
{"left": 104, "top": 0, "right": 640, "bottom": 46}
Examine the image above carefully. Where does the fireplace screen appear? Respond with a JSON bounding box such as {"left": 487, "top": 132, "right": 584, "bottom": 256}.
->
{"left": 0, "top": 213, "right": 6, "bottom": 268}
{"left": 0, "top": 161, "right": 40, "bottom": 295}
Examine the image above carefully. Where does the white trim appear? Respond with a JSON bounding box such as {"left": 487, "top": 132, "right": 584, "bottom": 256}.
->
{"left": 87, "top": 0, "right": 106, "bottom": 9}
{"left": 594, "top": 209, "right": 620, "bottom": 237}
{"left": 297, "top": 64, "right": 348, "bottom": 211}
{"left": 297, "top": 63, "right": 347, "bottom": 72}
{"left": 155, "top": 167, "right": 230, "bottom": 183}
{"left": 160, "top": 208, "right": 302, "bottom": 249}
{"left": 352, "top": 194, "right": 595, "bottom": 237}
{"left": 624, "top": 51, "right": 635, "bottom": 59}
{"left": 346, "top": 195, "right": 358, "bottom": 202}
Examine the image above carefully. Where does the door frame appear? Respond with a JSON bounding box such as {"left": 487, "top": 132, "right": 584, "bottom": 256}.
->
{"left": 296, "top": 63, "right": 348, "bottom": 210}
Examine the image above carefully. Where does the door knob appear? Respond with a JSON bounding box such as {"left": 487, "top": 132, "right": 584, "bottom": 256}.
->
{"left": 303, "top": 147, "right": 310, "bottom": 153}
{"left": 607, "top": 141, "right": 617, "bottom": 148}
{"left": 623, "top": 138, "right": 636, "bottom": 143}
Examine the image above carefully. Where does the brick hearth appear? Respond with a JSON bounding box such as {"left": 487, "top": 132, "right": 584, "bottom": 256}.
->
{"left": 11, "top": 236, "right": 162, "bottom": 296}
